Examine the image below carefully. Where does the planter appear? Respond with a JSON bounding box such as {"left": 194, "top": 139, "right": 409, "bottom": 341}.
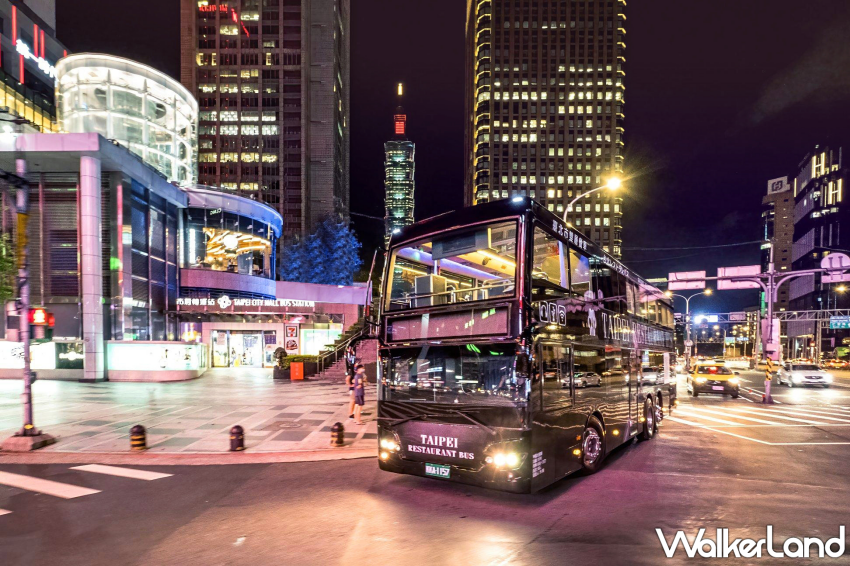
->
{"left": 303, "top": 361, "right": 318, "bottom": 377}
{"left": 273, "top": 367, "right": 290, "bottom": 380}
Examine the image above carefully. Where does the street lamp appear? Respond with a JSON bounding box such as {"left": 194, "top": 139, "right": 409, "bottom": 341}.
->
{"left": 665, "top": 288, "right": 713, "bottom": 370}
{"left": 563, "top": 176, "right": 622, "bottom": 222}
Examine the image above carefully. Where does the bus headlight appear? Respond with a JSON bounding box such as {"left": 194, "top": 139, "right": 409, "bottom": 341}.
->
{"left": 487, "top": 451, "right": 523, "bottom": 469}
{"left": 380, "top": 438, "right": 400, "bottom": 452}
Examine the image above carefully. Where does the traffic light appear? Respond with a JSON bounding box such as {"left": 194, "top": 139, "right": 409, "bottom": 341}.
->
{"left": 29, "top": 307, "right": 54, "bottom": 342}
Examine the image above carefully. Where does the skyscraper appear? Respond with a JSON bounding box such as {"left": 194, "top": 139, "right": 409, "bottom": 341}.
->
{"left": 384, "top": 83, "right": 415, "bottom": 244}
{"left": 464, "top": 0, "right": 626, "bottom": 256}
{"left": 180, "top": 0, "right": 350, "bottom": 241}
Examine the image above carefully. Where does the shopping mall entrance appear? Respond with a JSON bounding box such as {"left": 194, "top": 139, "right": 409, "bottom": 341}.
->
{"left": 211, "top": 330, "right": 271, "bottom": 368}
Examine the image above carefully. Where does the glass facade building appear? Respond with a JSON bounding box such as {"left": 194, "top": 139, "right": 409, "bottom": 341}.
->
{"left": 464, "top": 0, "right": 626, "bottom": 256}
{"left": 56, "top": 54, "right": 199, "bottom": 187}
{"left": 179, "top": 0, "right": 350, "bottom": 241}
{"left": 384, "top": 92, "right": 415, "bottom": 244}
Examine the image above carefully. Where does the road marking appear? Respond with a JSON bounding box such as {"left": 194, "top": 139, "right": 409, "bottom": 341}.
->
{"left": 674, "top": 410, "right": 745, "bottom": 426}
{"left": 0, "top": 471, "right": 100, "bottom": 499}
{"left": 720, "top": 407, "right": 830, "bottom": 425}
{"left": 70, "top": 464, "right": 173, "bottom": 481}
{"left": 0, "top": 509, "right": 10, "bottom": 516}
{"left": 686, "top": 406, "right": 782, "bottom": 425}
{"left": 765, "top": 407, "right": 850, "bottom": 423}
{"left": 666, "top": 417, "right": 772, "bottom": 444}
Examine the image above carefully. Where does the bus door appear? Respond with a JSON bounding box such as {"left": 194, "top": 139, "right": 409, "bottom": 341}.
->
{"left": 532, "top": 342, "right": 583, "bottom": 489}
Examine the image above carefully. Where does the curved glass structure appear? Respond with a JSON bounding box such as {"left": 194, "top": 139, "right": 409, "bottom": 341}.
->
{"left": 183, "top": 186, "right": 282, "bottom": 279}
{"left": 56, "top": 54, "right": 198, "bottom": 186}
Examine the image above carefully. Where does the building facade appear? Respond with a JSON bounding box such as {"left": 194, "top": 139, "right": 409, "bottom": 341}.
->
{"left": 0, "top": 0, "right": 67, "bottom": 133}
{"left": 464, "top": 0, "right": 626, "bottom": 256}
{"left": 179, "top": 0, "right": 350, "bottom": 241}
{"left": 0, "top": 133, "right": 367, "bottom": 382}
{"left": 786, "top": 145, "right": 849, "bottom": 358}
{"left": 384, "top": 84, "right": 414, "bottom": 244}
{"left": 761, "top": 175, "right": 794, "bottom": 311}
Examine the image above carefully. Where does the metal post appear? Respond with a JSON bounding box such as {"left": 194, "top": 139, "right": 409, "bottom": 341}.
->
{"left": 763, "top": 247, "right": 775, "bottom": 404}
{"left": 15, "top": 158, "right": 35, "bottom": 435}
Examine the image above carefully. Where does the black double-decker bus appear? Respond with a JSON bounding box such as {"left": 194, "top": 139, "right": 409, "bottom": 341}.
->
{"left": 376, "top": 199, "right": 676, "bottom": 493}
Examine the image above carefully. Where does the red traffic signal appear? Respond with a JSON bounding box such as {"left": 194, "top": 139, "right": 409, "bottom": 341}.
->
{"left": 29, "top": 307, "right": 49, "bottom": 326}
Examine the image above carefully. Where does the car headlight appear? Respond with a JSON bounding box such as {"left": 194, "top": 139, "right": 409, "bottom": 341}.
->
{"left": 792, "top": 372, "right": 804, "bottom": 383}
{"left": 694, "top": 376, "right": 707, "bottom": 384}
{"left": 823, "top": 373, "right": 834, "bottom": 383}
{"left": 728, "top": 377, "right": 739, "bottom": 385}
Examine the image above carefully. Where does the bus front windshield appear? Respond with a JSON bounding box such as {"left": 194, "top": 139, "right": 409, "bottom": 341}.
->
{"left": 382, "top": 345, "right": 528, "bottom": 406}
{"left": 386, "top": 220, "right": 518, "bottom": 311}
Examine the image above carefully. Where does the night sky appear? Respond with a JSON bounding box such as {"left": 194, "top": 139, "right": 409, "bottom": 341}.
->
{"left": 56, "top": 1, "right": 850, "bottom": 313}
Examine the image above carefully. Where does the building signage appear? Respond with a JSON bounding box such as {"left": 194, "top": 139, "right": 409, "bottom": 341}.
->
{"left": 284, "top": 325, "right": 299, "bottom": 352}
{"left": 767, "top": 176, "right": 789, "bottom": 195}
{"left": 16, "top": 40, "right": 56, "bottom": 80}
{"left": 177, "top": 295, "right": 316, "bottom": 314}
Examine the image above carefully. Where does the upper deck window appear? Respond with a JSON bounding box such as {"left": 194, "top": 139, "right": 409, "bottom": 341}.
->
{"left": 386, "top": 221, "right": 518, "bottom": 311}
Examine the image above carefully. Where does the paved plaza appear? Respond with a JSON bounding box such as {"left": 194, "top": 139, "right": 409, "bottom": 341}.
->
{"left": 0, "top": 370, "right": 377, "bottom": 455}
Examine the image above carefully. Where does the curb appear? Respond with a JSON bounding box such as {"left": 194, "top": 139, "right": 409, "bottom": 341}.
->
{"left": 0, "top": 448, "right": 377, "bottom": 466}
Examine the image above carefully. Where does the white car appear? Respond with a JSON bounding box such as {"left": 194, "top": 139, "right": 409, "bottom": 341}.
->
{"left": 777, "top": 363, "right": 833, "bottom": 388}
{"left": 571, "top": 372, "right": 602, "bottom": 388}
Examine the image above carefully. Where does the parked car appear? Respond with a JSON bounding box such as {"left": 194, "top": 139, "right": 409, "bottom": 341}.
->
{"left": 777, "top": 363, "right": 833, "bottom": 388}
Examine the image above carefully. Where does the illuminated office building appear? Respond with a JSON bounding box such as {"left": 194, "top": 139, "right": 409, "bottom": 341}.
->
{"left": 384, "top": 83, "right": 415, "bottom": 244}
{"left": 180, "top": 0, "right": 350, "bottom": 240}
{"left": 464, "top": 0, "right": 626, "bottom": 255}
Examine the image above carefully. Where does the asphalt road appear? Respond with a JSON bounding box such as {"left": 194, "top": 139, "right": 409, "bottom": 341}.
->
{"left": 2, "top": 374, "right": 850, "bottom": 565}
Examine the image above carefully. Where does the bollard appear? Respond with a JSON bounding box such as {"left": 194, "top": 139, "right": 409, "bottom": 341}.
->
{"left": 330, "top": 422, "right": 345, "bottom": 447}
{"left": 230, "top": 425, "right": 245, "bottom": 451}
{"left": 130, "top": 424, "right": 147, "bottom": 450}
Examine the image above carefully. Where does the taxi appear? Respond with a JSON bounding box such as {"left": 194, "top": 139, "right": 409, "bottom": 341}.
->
{"left": 687, "top": 363, "right": 740, "bottom": 399}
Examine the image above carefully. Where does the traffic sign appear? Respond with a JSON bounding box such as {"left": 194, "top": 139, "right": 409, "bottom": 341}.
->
{"left": 729, "top": 312, "right": 747, "bottom": 322}
{"left": 830, "top": 315, "right": 850, "bottom": 329}
{"left": 821, "top": 253, "right": 850, "bottom": 271}
{"left": 717, "top": 265, "right": 761, "bottom": 290}
{"left": 668, "top": 271, "right": 706, "bottom": 290}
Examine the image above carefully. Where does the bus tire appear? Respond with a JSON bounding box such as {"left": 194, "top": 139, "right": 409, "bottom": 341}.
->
{"left": 580, "top": 416, "right": 605, "bottom": 474}
{"left": 640, "top": 397, "right": 656, "bottom": 441}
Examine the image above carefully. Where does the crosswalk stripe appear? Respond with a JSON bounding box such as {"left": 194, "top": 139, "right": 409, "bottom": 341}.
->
{"left": 762, "top": 407, "right": 850, "bottom": 423}
{"left": 70, "top": 464, "right": 172, "bottom": 481}
{"left": 685, "top": 407, "right": 780, "bottom": 425}
{"left": 704, "top": 407, "right": 828, "bottom": 425}
{"left": 674, "top": 410, "right": 745, "bottom": 426}
{"left": 0, "top": 471, "right": 100, "bottom": 499}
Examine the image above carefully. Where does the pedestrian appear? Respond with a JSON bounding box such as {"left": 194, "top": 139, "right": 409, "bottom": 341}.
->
{"left": 346, "top": 367, "right": 356, "bottom": 420}
{"left": 353, "top": 364, "right": 367, "bottom": 425}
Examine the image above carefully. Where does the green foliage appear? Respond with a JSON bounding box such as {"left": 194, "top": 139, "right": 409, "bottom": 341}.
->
{"left": 0, "top": 234, "right": 14, "bottom": 303}
{"left": 280, "top": 217, "right": 363, "bottom": 285}
{"left": 278, "top": 354, "right": 318, "bottom": 370}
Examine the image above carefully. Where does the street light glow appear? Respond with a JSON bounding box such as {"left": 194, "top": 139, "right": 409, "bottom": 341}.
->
{"left": 606, "top": 177, "right": 622, "bottom": 190}
{"left": 704, "top": 289, "right": 713, "bottom": 296}
{"left": 837, "top": 285, "right": 847, "bottom": 293}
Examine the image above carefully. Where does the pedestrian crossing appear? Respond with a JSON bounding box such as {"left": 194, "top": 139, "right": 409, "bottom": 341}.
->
{"left": 0, "top": 464, "right": 173, "bottom": 517}
{"left": 670, "top": 403, "right": 850, "bottom": 428}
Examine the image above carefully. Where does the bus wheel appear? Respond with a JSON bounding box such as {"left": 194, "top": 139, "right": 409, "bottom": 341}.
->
{"left": 640, "top": 398, "right": 656, "bottom": 440}
{"left": 580, "top": 417, "right": 605, "bottom": 474}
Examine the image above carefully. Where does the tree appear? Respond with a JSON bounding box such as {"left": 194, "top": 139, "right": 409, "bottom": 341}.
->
{"left": 0, "top": 234, "right": 14, "bottom": 303}
{"left": 279, "top": 218, "right": 363, "bottom": 285}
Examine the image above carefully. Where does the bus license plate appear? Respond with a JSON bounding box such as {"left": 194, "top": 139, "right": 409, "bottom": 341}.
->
{"left": 712, "top": 386, "right": 724, "bottom": 391}
{"left": 425, "top": 463, "right": 451, "bottom": 478}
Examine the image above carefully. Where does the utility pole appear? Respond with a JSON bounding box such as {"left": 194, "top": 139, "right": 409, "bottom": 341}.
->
{"left": 1, "top": 155, "right": 54, "bottom": 451}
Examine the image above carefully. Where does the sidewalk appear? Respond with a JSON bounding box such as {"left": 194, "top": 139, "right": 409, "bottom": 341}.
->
{"left": 0, "top": 369, "right": 377, "bottom": 461}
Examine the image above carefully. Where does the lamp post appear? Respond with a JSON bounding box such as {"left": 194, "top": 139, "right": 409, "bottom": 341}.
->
{"left": 665, "top": 288, "right": 713, "bottom": 371}
{"left": 563, "top": 176, "right": 622, "bottom": 223}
